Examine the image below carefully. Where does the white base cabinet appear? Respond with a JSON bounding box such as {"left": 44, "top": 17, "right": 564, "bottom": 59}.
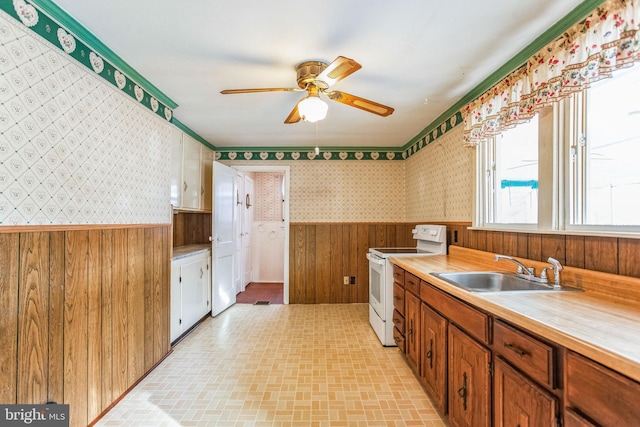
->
{"left": 171, "top": 250, "right": 211, "bottom": 343}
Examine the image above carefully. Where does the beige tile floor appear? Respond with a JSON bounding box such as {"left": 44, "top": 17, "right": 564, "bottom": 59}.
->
{"left": 96, "top": 303, "right": 447, "bottom": 427}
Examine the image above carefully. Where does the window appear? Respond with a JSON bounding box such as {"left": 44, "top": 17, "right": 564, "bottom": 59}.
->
{"left": 477, "top": 64, "right": 640, "bottom": 233}
{"left": 481, "top": 116, "right": 539, "bottom": 225}
{"left": 570, "top": 65, "right": 640, "bottom": 227}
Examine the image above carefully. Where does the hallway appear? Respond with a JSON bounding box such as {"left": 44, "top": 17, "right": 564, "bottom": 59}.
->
{"left": 96, "top": 304, "right": 445, "bottom": 426}
{"left": 236, "top": 282, "right": 284, "bottom": 305}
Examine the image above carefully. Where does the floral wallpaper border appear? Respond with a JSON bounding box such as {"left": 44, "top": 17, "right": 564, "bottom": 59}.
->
{"left": 2, "top": 0, "right": 174, "bottom": 124}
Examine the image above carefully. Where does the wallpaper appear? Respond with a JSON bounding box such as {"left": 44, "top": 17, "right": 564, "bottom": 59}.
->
{"left": 227, "top": 160, "right": 406, "bottom": 223}
{"left": 253, "top": 172, "right": 284, "bottom": 222}
{"left": 405, "top": 124, "right": 474, "bottom": 222}
{"left": 0, "top": 11, "right": 172, "bottom": 225}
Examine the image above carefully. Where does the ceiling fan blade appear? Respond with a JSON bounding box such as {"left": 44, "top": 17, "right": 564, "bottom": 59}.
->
{"left": 220, "top": 87, "right": 302, "bottom": 94}
{"left": 326, "top": 91, "right": 394, "bottom": 117}
{"left": 284, "top": 100, "right": 302, "bottom": 124}
{"left": 315, "top": 56, "right": 361, "bottom": 88}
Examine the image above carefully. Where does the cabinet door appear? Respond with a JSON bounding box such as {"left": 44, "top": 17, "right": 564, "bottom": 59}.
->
{"left": 202, "top": 256, "right": 211, "bottom": 314}
{"left": 182, "top": 134, "right": 202, "bottom": 209}
{"left": 180, "top": 256, "right": 207, "bottom": 330}
{"left": 170, "top": 260, "right": 182, "bottom": 343}
{"left": 448, "top": 324, "right": 491, "bottom": 427}
{"left": 201, "top": 147, "right": 213, "bottom": 211}
{"left": 405, "top": 291, "right": 421, "bottom": 373}
{"left": 421, "top": 303, "right": 447, "bottom": 414}
{"left": 494, "top": 357, "right": 557, "bottom": 427}
{"left": 169, "top": 128, "right": 183, "bottom": 208}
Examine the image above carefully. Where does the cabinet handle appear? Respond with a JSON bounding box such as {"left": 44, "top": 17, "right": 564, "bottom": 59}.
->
{"left": 426, "top": 338, "right": 433, "bottom": 369}
{"left": 394, "top": 336, "right": 401, "bottom": 344}
{"left": 201, "top": 186, "right": 204, "bottom": 196}
{"left": 183, "top": 181, "right": 188, "bottom": 191}
{"left": 200, "top": 268, "right": 203, "bottom": 278}
{"left": 393, "top": 296, "right": 401, "bottom": 301}
{"left": 504, "top": 342, "right": 527, "bottom": 357}
{"left": 408, "top": 319, "right": 413, "bottom": 339}
{"left": 457, "top": 372, "right": 468, "bottom": 411}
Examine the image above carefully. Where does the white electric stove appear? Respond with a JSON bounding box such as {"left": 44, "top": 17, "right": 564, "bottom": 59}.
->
{"left": 366, "top": 224, "right": 447, "bottom": 346}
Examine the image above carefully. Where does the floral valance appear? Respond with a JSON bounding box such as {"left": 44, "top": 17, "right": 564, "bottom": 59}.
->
{"left": 462, "top": 0, "right": 640, "bottom": 145}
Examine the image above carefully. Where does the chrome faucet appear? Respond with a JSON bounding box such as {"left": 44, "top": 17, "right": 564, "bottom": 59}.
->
{"left": 494, "top": 254, "right": 535, "bottom": 279}
{"left": 541, "top": 257, "right": 563, "bottom": 289}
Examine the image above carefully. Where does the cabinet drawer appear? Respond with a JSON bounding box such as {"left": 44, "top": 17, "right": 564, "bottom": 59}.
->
{"left": 564, "top": 408, "right": 597, "bottom": 427}
{"left": 393, "top": 327, "right": 405, "bottom": 353}
{"left": 392, "top": 309, "right": 405, "bottom": 335}
{"left": 566, "top": 351, "right": 640, "bottom": 427}
{"left": 405, "top": 272, "right": 420, "bottom": 296}
{"left": 393, "top": 283, "right": 405, "bottom": 314}
{"left": 493, "top": 320, "right": 554, "bottom": 388}
{"left": 392, "top": 265, "right": 405, "bottom": 287}
{"left": 420, "top": 280, "right": 489, "bottom": 344}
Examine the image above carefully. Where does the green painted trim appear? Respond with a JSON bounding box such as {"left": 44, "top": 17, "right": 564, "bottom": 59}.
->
{"left": 215, "top": 150, "right": 404, "bottom": 161}
{"left": 29, "top": 0, "right": 178, "bottom": 109}
{"left": 402, "top": 0, "right": 607, "bottom": 151}
{"left": 172, "top": 119, "right": 216, "bottom": 150}
{"left": 219, "top": 145, "right": 402, "bottom": 152}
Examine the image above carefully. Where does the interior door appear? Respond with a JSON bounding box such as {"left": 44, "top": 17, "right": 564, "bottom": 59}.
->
{"left": 243, "top": 175, "right": 254, "bottom": 286}
{"left": 212, "top": 161, "right": 236, "bottom": 316}
{"left": 234, "top": 172, "right": 244, "bottom": 293}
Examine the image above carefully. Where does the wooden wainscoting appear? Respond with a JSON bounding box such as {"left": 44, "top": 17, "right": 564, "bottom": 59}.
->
{"left": 289, "top": 223, "right": 418, "bottom": 304}
{"left": 0, "top": 226, "right": 171, "bottom": 427}
{"left": 453, "top": 227, "right": 640, "bottom": 278}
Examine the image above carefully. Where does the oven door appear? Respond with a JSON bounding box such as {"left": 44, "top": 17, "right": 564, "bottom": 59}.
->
{"left": 366, "top": 253, "right": 386, "bottom": 318}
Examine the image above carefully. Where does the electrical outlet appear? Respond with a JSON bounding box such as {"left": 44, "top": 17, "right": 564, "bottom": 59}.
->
{"left": 343, "top": 276, "right": 349, "bottom": 285}
{"left": 349, "top": 276, "right": 356, "bottom": 284}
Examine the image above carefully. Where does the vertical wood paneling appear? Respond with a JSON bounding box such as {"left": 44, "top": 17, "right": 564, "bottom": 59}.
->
{"left": 315, "top": 224, "right": 332, "bottom": 304}
{"left": 48, "top": 232, "right": 64, "bottom": 405}
{"left": 357, "top": 224, "right": 370, "bottom": 303}
{"left": 0, "top": 233, "right": 19, "bottom": 404}
{"left": 291, "top": 225, "right": 306, "bottom": 304}
{"left": 502, "top": 232, "right": 518, "bottom": 256}
{"left": 540, "top": 234, "right": 565, "bottom": 265}
{"left": 330, "top": 225, "right": 344, "bottom": 303}
{"left": 466, "top": 229, "right": 478, "bottom": 250}
{"left": 100, "top": 230, "right": 114, "bottom": 411}
{"left": 585, "top": 236, "right": 618, "bottom": 274}
{"left": 516, "top": 233, "right": 529, "bottom": 259}
{"left": 161, "top": 227, "right": 170, "bottom": 356}
{"left": 18, "top": 232, "right": 49, "bottom": 404}
{"left": 486, "top": 231, "right": 503, "bottom": 254}
{"left": 565, "top": 236, "right": 585, "bottom": 269}
{"left": 127, "top": 228, "right": 145, "bottom": 386}
{"left": 153, "top": 228, "right": 165, "bottom": 363}
{"left": 64, "top": 230, "right": 88, "bottom": 427}
{"left": 144, "top": 229, "right": 155, "bottom": 371}
{"left": 619, "top": 238, "right": 640, "bottom": 278}
{"left": 111, "top": 229, "right": 128, "bottom": 398}
{"left": 528, "top": 234, "right": 542, "bottom": 261}
{"left": 304, "top": 225, "right": 317, "bottom": 304}
{"left": 344, "top": 225, "right": 358, "bottom": 303}
{"left": 87, "top": 230, "right": 102, "bottom": 421}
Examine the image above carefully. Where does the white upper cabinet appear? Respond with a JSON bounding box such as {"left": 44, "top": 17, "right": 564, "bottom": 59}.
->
{"left": 170, "top": 131, "right": 214, "bottom": 211}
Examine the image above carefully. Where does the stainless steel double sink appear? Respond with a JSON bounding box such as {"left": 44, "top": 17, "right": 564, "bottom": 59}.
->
{"left": 431, "top": 271, "right": 581, "bottom": 293}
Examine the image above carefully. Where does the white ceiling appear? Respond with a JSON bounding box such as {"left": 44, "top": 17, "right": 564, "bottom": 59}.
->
{"left": 52, "top": 0, "right": 584, "bottom": 149}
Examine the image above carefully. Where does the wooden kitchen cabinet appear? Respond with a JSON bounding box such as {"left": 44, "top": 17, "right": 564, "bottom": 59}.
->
{"left": 420, "top": 302, "right": 447, "bottom": 414}
{"left": 565, "top": 350, "right": 640, "bottom": 427}
{"left": 494, "top": 357, "right": 557, "bottom": 427}
{"left": 405, "top": 290, "right": 421, "bottom": 372}
{"left": 448, "top": 324, "right": 491, "bottom": 427}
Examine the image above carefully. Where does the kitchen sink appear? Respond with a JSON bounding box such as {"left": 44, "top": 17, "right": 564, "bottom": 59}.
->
{"left": 431, "top": 271, "right": 580, "bottom": 293}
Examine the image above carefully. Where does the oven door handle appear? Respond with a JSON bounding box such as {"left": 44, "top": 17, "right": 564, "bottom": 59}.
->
{"left": 366, "top": 253, "right": 386, "bottom": 266}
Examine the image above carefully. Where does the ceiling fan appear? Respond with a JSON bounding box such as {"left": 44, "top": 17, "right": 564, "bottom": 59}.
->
{"left": 220, "top": 56, "right": 394, "bottom": 123}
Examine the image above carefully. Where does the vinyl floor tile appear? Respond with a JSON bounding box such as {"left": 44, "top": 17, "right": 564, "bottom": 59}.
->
{"left": 95, "top": 304, "right": 447, "bottom": 427}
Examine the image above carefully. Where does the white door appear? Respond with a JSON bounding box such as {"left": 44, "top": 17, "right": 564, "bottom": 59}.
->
{"left": 234, "top": 172, "right": 244, "bottom": 293}
{"left": 243, "top": 175, "right": 254, "bottom": 286}
{"left": 212, "top": 161, "right": 236, "bottom": 316}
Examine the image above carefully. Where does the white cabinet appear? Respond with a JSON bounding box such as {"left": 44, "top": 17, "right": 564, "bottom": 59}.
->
{"left": 170, "top": 131, "right": 214, "bottom": 211}
{"left": 171, "top": 249, "right": 212, "bottom": 343}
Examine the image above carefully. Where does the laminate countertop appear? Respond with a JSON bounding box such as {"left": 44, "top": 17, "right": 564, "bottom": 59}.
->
{"left": 172, "top": 244, "right": 211, "bottom": 260}
{"left": 390, "top": 247, "right": 640, "bottom": 384}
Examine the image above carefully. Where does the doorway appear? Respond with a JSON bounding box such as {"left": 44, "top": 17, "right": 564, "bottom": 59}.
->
{"left": 233, "top": 165, "right": 290, "bottom": 304}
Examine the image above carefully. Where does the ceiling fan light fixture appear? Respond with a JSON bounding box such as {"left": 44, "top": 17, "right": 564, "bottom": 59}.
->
{"left": 298, "top": 95, "right": 328, "bottom": 122}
